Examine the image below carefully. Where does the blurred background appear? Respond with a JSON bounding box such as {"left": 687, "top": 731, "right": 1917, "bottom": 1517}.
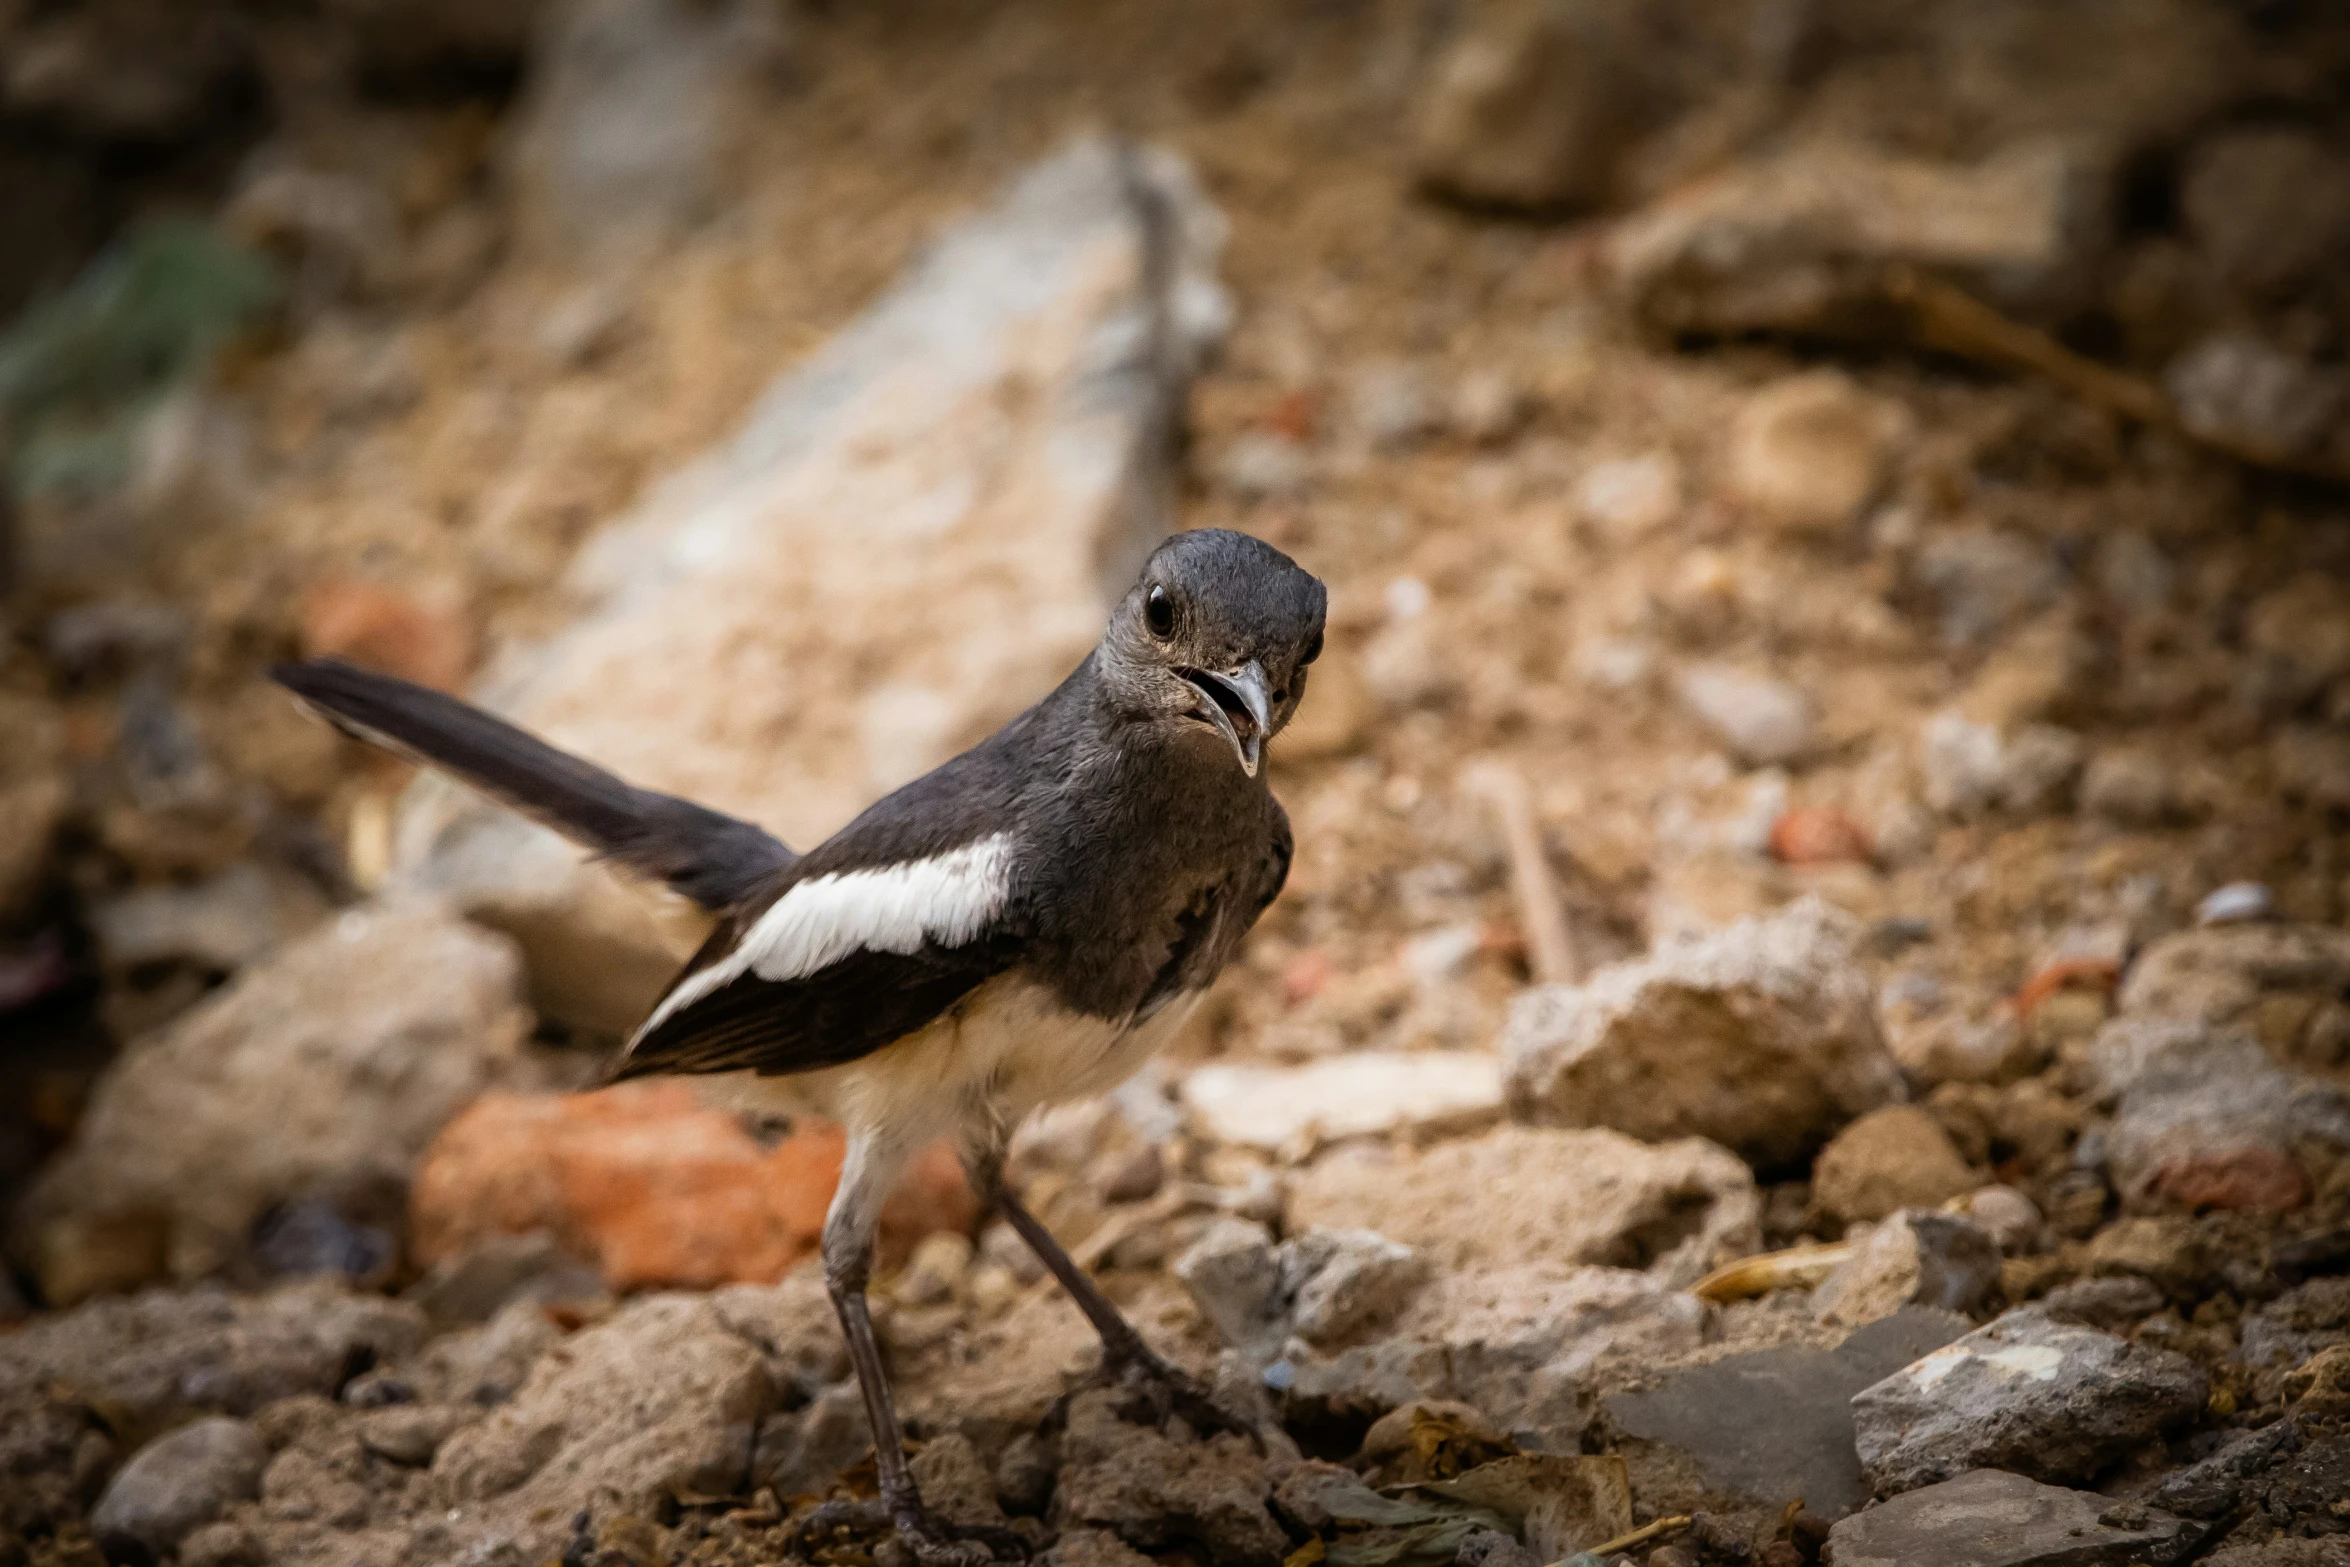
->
{"left": 3, "top": 1, "right": 2350, "bottom": 1564}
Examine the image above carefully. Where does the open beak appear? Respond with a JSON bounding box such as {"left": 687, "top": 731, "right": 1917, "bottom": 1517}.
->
{"left": 1181, "top": 660, "right": 1273, "bottom": 777}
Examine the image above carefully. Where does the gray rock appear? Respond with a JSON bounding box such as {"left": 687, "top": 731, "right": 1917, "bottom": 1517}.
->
{"left": 1276, "top": 1265, "right": 1705, "bottom": 1447}
{"left": 504, "top": 0, "right": 780, "bottom": 270}
{"left": 1285, "top": 1229, "right": 1432, "bottom": 1348}
{"left": 1174, "top": 1221, "right": 1431, "bottom": 1356}
{"left": 1611, "top": 141, "right": 2108, "bottom": 342}
{"left": 1411, "top": 0, "right": 1694, "bottom": 211}
{"left": 1676, "top": 663, "right": 1814, "bottom": 767}
{"left": 0, "top": 1280, "right": 424, "bottom": 1427}
{"left": 428, "top": 1292, "right": 778, "bottom": 1554}
{"left": 89, "top": 862, "right": 291, "bottom": 973}
{"left": 2088, "top": 1018, "right": 2350, "bottom": 1209}
{"left": 2080, "top": 748, "right": 2180, "bottom": 826}
{"left": 2119, "top": 923, "right": 2350, "bottom": 1026}
{"left": 2165, "top": 333, "right": 2349, "bottom": 467}
{"left": 1722, "top": 371, "right": 1909, "bottom": 537}
{"left": 1911, "top": 528, "right": 2064, "bottom": 649}
{"left": 2153, "top": 1420, "right": 2302, "bottom": 1520}
{"left": 2181, "top": 126, "right": 2350, "bottom": 299}
{"left": 1920, "top": 712, "right": 2083, "bottom": 817}
{"left": 1289, "top": 1125, "right": 1759, "bottom": 1290}
{"left": 12, "top": 900, "right": 535, "bottom": 1302}
{"left": 2039, "top": 1275, "right": 2166, "bottom": 1333}
{"left": 1823, "top": 1467, "right": 2202, "bottom": 1567}
{"left": 90, "top": 1417, "right": 266, "bottom": 1557}
{"left": 400, "top": 1229, "right": 608, "bottom": 1328}
{"left": 394, "top": 139, "right": 1228, "bottom": 1035}
{"left": 1813, "top": 1212, "right": 2001, "bottom": 1328}
{"left": 1504, "top": 899, "right": 1902, "bottom": 1167}
{"left": 1608, "top": 1308, "right": 1969, "bottom": 1518}
{"left": 1852, "top": 1306, "right": 2207, "bottom": 1493}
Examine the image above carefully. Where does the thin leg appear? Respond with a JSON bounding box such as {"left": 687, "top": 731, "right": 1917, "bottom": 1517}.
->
{"left": 970, "top": 1152, "right": 1253, "bottom": 1441}
{"left": 794, "top": 1131, "right": 1025, "bottom": 1565}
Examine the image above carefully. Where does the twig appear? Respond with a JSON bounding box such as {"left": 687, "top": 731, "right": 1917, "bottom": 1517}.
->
{"left": 1882, "top": 264, "right": 2350, "bottom": 486}
{"left": 1583, "top": 1515, "right": 1693, "bottom": 1559}
{"left": 1465, "top": 761, "right": 1579, "bottom": 986}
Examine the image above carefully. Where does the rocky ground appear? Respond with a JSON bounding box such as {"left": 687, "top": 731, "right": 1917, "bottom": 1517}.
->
{"left": 4, "top": 1, "right": 2350, "bottom": 1565}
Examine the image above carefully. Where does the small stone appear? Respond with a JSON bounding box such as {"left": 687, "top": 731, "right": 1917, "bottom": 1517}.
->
{"left": 1881, "top": 982, "right": 2035, "bottom": 1087}
{"left": 2152, "top": 1419, "right": 2301, "bottom": 1520}
{"left": 1286, "top": 1229, "right": 1432, "bottom": 1347}
{"left": 1851, "top": 1306, "right": 2208, "bottom": 1493}
{"left": 1350, "top": 361, "right": 1439, "bottom": 449}
{"left": 1823, "top": 1467, "right": 2198, "bottom": 1567}
{"left": 1722, "top": 371, "right": 1909, "bottom": 536}
{"left": 2083, "top": 1215, "right": 2209, "bottom": 1301}
{"left": 2039, "top": 1275, "right": 2166, "bottom": 1332}
{"left": 1814, "top": 1211, "right": 2002, "bottom": 1328}
{"left": 2245, "top": 573, "right": 2350, "bottom": 708}
{"left": 2080, "top": 748, "right": 2180, "bottom": 826}
{"left": 89, "top": 1418, "right": 267, "bottom": 1558}
{"left": 1450, "top": 370, "right": 1526, "bottom": 444}
{"left": 2166, "top": 333, "right": 2348, "bottom": 465}
{"left": 2088, "top": 1018, "right": 2350, "bottom": 1213}
{"left": 1177, "top": 1051, "right": 1504, "bottom": 1152}
{"left": 401, "top": 1229, "right": 609, "bottom": 1328}
{"left": 1769, "top": 808, "right": 1874, "bottom": 866}
{"left": 1505, "top": 899, "right": 1903, "bottom": 1167}
{"left": 88, "top": 862, "right": 292, "bottom": 974}
{"left": 2196, "top": 882, "right": 2275, "bottom": 927}
{"left": 1173, "top": 1217, "right": 1282, "bottom": 1352}
{"left": 1290, "top": 1125, "right": 1759, "bottom": 1289}
{"left": 1676, "top": 664, "right": 1814, "bottom": 767}
{"left": 356, "top": 1404, "right": 471, "bottom": 1467}
{"left": 1920, "top": 711, "right": 2083, "bottom": 817}
{"left": 2286, "top": 1345, "right": 2350, "bottom": 1419}
{"left": 2182, "top": 126, "right": 2350, "bottom": 298}
{"left": 1911, "top": 528, "right": 2063, "bottom": 648}
{"left": 1574, "top": 453, "right": 1682, "bottom": 540}
{"left": 1955, "top": 1186, "right": 2043, "bottom": 1255}
{"left": 1611, "top": 142, "right": 2106, "bottom": 342}
{"left": 1411, "top": 0, "right": 1673, "bottom": 211}
{"left": 1811, "top": 1106, "right": 1981, "bottom": 1228}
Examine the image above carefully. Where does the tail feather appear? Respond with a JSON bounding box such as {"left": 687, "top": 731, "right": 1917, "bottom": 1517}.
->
{"left": 272, "top": 658, "right": 794, "bottom": 910}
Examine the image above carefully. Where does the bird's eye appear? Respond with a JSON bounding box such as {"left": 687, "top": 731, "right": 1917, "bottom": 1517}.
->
{"left": 1145, "top": 584, "right": 1175, "bottom": 638}
{"left": 1301, "top": 626, "right": 1324, "bottom": 665}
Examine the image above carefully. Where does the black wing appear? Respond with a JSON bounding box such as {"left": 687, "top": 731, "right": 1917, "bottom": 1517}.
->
{"left": 612, "top": 924, "right": 1025, "bottom": 1079}
{"left": 274, "top": 657, "right": 794, "bottom": 910}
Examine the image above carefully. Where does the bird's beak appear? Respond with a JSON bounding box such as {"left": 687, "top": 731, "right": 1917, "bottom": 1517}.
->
{"left": 1182, "top": 660, "right": 1273, "bottom": 777}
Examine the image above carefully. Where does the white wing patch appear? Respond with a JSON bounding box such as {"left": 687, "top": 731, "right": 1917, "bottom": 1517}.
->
{"left": 630, "top": 833, "right": 1015, "bottom": 1048}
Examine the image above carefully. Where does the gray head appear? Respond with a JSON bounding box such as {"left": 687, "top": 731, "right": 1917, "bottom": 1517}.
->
{"left": 1097, "top": 529, "right": 1326, "bottom": 777}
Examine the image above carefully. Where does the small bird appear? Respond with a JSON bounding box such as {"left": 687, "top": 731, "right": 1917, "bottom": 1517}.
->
{"left": 275, "top": 528, "right": 1326, "bottom": 1565}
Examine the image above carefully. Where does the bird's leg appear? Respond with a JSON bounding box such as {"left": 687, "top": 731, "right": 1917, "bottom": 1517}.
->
{"left": 970, "top": 1151, "right": 1254, "bottom": 1443}
{"left": 793, "top": 1132, "right": 1026, "bottom": 1566}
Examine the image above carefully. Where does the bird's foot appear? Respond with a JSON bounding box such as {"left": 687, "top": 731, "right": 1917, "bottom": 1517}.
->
{"left": 1107, "top": 1347, "right": 1260, "bottom": 1446}
{"left": 789, "top": 1497, "right": 1028, "bottom": 1567}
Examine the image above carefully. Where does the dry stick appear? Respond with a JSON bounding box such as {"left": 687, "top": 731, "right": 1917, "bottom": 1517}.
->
{"left": 1881, "top": 263, "right": 2350, "bottom": 486}
{"left": 1466, "top": 762, "right": 1579, "bottom": 987}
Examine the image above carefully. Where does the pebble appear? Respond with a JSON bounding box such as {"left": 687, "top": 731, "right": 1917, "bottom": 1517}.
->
{"left": 1177, "top": 1051, "right": 1504, "bottom": 1152}
{"left": 1910, "top": 528, "right": 2063, "bottom": 648}
{"left": 1504, "top": 899, "right": 1903, "bottom": 1167}
{"left": 1574, "top": 453, "right": 1681, "bottom": 540}
{"left": 1810, "top": 1106, "right": 1981, "bottom": 1228}
{"left": 1675, "top": 663, "right": 1814, "bottom": 768}
{"left": 1722, "top": 370, "right": 1908, "bottom": 536}
{"left": 1851, "top": 1305, "right": 2209, "bottom": 1492}
{"left": 1824, "top": 1467, "right": 2197, "bottom": 1567}
{"left": 90, "top": 1418, "right": 267, "bottom": 1558}
{"left": 1814, "top": 1209, "right": 2001, "bottom": 1328}
{"left": 2196, "top": 882, "right": 2274, "bottom": 926}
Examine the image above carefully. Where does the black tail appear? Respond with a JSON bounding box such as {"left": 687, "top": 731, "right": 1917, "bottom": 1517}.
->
{"left": 273, "top": 658, "right": 795, "bottom": 911}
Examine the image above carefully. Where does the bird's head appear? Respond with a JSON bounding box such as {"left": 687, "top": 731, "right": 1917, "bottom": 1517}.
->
{"left": 1100, "top": 529, "right": 1327, "bottom": 778}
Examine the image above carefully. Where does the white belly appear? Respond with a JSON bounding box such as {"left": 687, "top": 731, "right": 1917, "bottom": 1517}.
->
{"left": 697, "top": 976, "right": 1196, "bottom": 1155}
